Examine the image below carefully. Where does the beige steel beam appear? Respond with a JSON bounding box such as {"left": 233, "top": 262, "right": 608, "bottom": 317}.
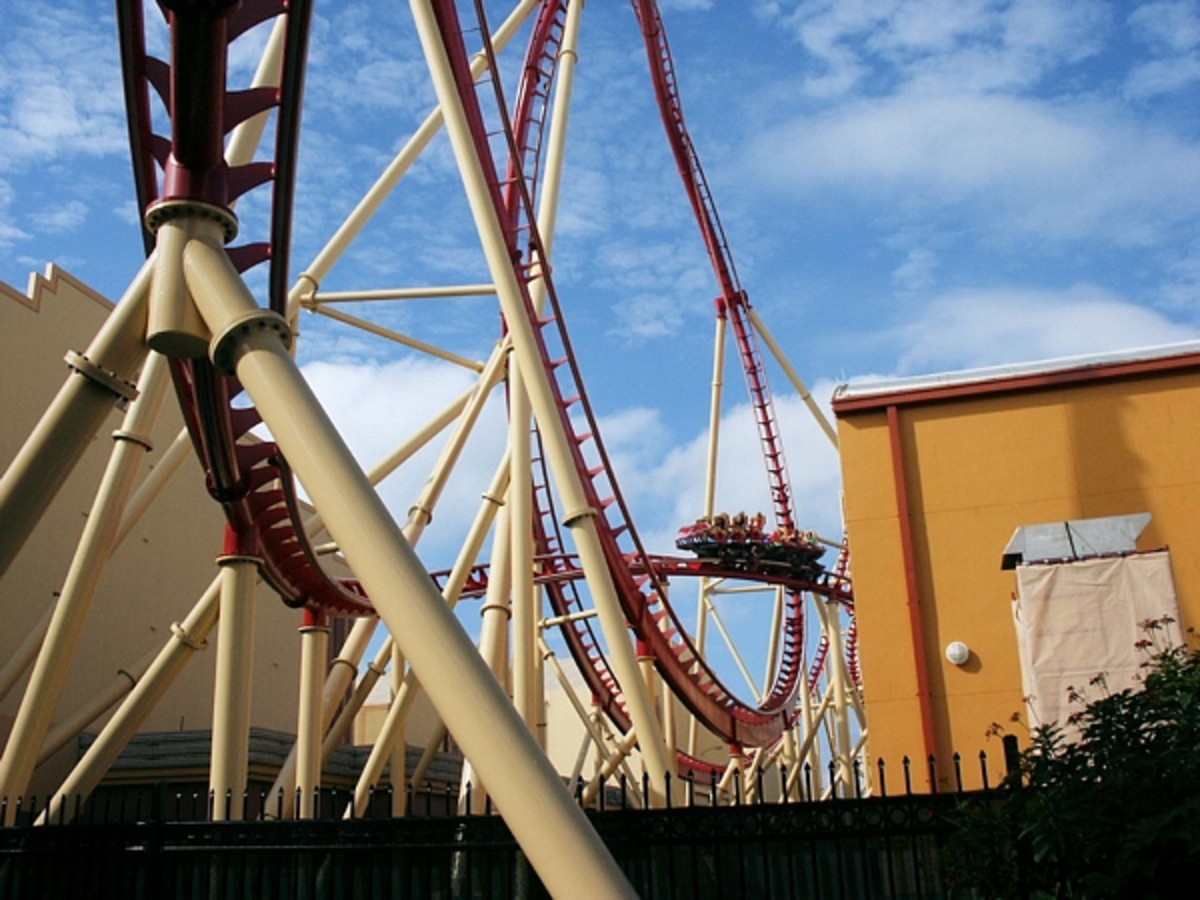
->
{"left": 412, "top": 0, "right": 671, "bottom": 809}
{"left": 584, "top": 729, "right": 643, "bottom": 809}
{"left": 113, "top": 427, "right": 192, "bottom": 548}
{"left": 0, "top": 607, "right": 52, "bottom": 705}
{"left": 461, "top": 502, "right": 514, "bottom": 813}
{"left": 289, "top": 0, "right": 541, "bottom": 313}
{"left": 210, "top": 551, "right": 259, "bottom": 820}
{"left": 352, "top": 453, "right": 511, "bottom": 816}
{"left": 265, "top": 376, "right": 484, "bottom": 820}
{"left": 310, "top": 284, "right": 495, "bottom": 303}
{"left": 180, "top": 227, "right": 631, "bottom": 896}
{"left": 266, "top": 385, "right": 471, "bottom": 817}
{"left": 763, "top": 586, "right": 785, "bottom": 700}
{"left": 389, "top": 643, "right": 408, "bottom": 818}
{"left": 542, "top": 641, "right": 613, "bottom": 784}
{"left": 689, "top": 315, "right": 727, "bottom": 757}
{"left": 296, "top": 613, "right": 329, "bottom": 820}
{"left": 306, "top": 304, "right": 484, "bottom": 372}
{"left": 510, "top": 0, "right": 585, "bottom": 756}
{"left": 41, "top": 578, "right": 221, "bottom": 823}
{"left": 704, "top": 594, "right": 763, "bottom": 703}
{"left": 0, "top": 258, "right": 152, "bottom": 579}
{"left": 510, "top": 380, "right": 538, "bottom": 733}
{"left": 816, "top": 596, "right": 855, "bottom": 789}
{"left": 0, "top": 351, "right": 170, "bottom": 817}
{"left": 788, "top": 682, "right": 836, "bottom": 799}
{"left": 272, "top": 618, "right": 381, "bottom": 812}
{"left": 746, "top": 306, "right": 838, "bottom": 448}
{"left": 38, "top": 649, "right": 155, "bottom": 765}
{"left": 320, "top": 636, "right": 390, "bottom": 770}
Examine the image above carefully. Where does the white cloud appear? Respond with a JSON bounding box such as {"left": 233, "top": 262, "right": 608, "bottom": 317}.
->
{"left": 1129, "top": 1, "right": 1200, "bottom": 54}
{"left": 29, "top": 200, "right": 88, "bottom": 233}
{"left": 1158, "top": 241, "right": 1200, "bottom": 309}
{"left": 0, "top": 6, "right": 126, "bottom": 171}
{"left": 1125, "top": 54, "right": 1200, "bottom": 99}
{"left": 893, "top": 284, "right": 1199, "bottom": 373}
{"left": 748, "top": 93, "right": 1200, "bottom": 246}
{"left": 892, "top": 246, "right": 938, "bottom": 294}
{"left": 761, "top": 0, "right": 1110, "bottom": 97}
{"left": 299, "top": 355, "right": 508, "bottom": 568}
{"left": 0, "top": 180, "right": 31, "bottom": 251}
{"left": 1124, "top": 2, "right": 1200, "bottom": 98}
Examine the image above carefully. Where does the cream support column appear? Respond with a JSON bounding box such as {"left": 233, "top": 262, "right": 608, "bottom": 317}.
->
{"left": 321, "top": 638, "right": 389, "bottom": 767}
{"left": 39, "top": 647, "right": 157, "bottom": 765}
{"left": 296, "top": 609, "right": 329, "bottom": 820}
{"left": 689, "top": 315, "right": 727, "bottom": 757}
{"left": 410, "top": 727, "right": 448, "bottom": 791}
{"left": 41, "top": 578, "right": 220, "bottom": 824}
{"left": 459, "top": 502, "right": 514, "bottom": 814}
{"left": 0, "top": 256, "right": 152, "bottom": 579}
{"left": 819, "top": 597, "right": 855, "bottom": 790}
{"left": 181, "top": 232, "right": 633, "bottom": 898}
{"left": 0, "top": 607, "right": 53, "bottom": 704}
{"left": 114, "top": 428, "right": 192, "bottom": 547}
{"left": 210, "top": 543, "right": 259, "bottom": 821}
{"left": 764, "top": 586, "right": 785, "bottom": 697}
{"left": 522, "top": 0, "right": 581, "bottom": 756}
{"left": 510, "top": 376, "right": 538, "bottom": 733}
{"left": 389, "top": 643, "right": 407, "bottom": 818}
{"left": 583, "top": 730, "right": 642, "bottom": 808}
{"left": 782, "top": 728, "right": 801, "bottom": 802}
{"left": 268, "top": 615, "right": 378, "bottom": 820}
{"left": 0, "top": 350, "right": 169, "bottom": 818}
{"left": 410, "top": 0, "right": 671, "bottom": 807}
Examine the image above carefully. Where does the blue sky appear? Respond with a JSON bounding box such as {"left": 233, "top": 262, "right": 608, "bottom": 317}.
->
{"left": 3, "top": 0, "right": 1200, "bottom": 571}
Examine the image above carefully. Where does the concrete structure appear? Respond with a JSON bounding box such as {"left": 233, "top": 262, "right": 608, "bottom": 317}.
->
{"left": 834, "top": 343, "right": 1200, "bottom": 788}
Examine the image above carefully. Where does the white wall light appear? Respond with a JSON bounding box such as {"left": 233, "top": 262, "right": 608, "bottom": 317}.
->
{"left": 945, "top": 641, "right": 971, "bottom": 666}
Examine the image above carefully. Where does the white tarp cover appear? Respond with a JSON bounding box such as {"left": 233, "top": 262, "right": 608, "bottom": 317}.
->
{"left": 1012, "top": 551, "right": 1184, "bottom": 732}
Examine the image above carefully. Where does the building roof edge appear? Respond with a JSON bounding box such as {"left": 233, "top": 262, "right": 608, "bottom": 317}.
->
{"left": 832, "top": 341, "right": 1200, "bottom": 414}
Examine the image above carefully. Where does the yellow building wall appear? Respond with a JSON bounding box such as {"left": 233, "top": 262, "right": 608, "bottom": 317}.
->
{"left": 838, "top": 369, "right": 1200, "bottom": 789}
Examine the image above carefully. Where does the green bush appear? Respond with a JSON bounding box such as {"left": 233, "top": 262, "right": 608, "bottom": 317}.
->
{"left": 944, "top": 632, "right": 1200, "bottom": 898}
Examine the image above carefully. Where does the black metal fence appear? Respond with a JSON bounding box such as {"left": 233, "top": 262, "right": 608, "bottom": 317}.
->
{"left": 1, "top": 749, "right": 1018, "bottom": 899}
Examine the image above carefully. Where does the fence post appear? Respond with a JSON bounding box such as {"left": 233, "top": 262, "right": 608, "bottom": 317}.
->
{"left": 1002, "top": 734, "right": 1021, "bottom": 786}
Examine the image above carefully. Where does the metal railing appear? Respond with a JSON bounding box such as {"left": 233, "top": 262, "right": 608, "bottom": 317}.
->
{"left": 0, "top": 746, "right": 1019, "bottom": 899}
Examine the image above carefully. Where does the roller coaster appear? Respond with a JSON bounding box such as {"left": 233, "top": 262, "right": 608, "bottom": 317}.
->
{"left": 0, "top": 2, "right": 864, "bottom": 894}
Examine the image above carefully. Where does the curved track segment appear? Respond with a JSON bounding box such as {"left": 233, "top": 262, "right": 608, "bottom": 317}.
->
{"left": 634, "top": 0, "right": 798, "bottom": 532}
{"left": 118, "top": 0, "right": 371, "bottom": 615}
